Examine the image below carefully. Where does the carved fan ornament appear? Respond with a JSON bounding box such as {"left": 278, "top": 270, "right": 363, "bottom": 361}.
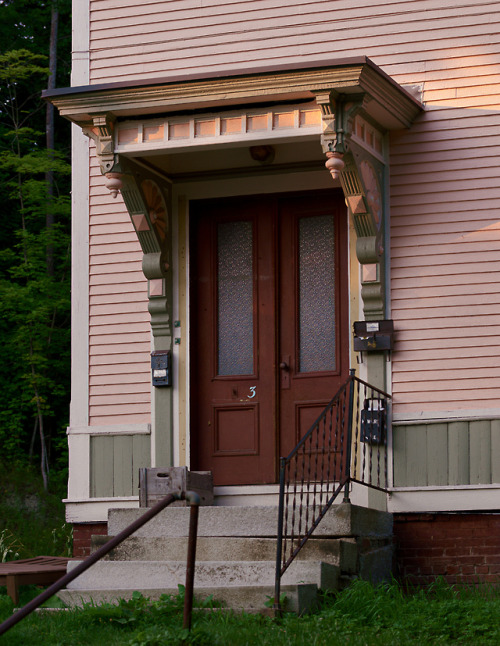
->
{"left": 141, "top": 179, "right": 168, "bottom": 246}
{"left": 360, "top": 160, "right": 382, "bottom": 229}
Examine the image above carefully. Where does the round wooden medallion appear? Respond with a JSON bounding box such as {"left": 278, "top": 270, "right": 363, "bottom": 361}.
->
{"left": 141, "top": 179, "right": 168, "bottom": 245}
{"left": 360, "top": 160, "right": 382, "bottom": 228}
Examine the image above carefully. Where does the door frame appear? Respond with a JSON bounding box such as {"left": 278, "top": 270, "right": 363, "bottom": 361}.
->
{"left": 187, "top": 187, "right": 351, "bottom": 484}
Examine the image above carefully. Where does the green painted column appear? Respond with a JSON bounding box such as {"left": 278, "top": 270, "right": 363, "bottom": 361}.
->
{"left": 118, "top": 159, "right": 174, "bottom": 470}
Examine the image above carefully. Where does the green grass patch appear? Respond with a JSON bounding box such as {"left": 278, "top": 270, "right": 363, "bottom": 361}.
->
{"left": 0, "top": 462, "right": 71, "bottom": 561}
{"left": 1, "top": 579, "right": 499, "bottom": 645}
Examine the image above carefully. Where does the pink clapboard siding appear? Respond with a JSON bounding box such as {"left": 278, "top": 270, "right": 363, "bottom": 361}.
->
{"left": 390, "top": 69, "right": 500, "bottom": 413}
{"left": 88, "top": 149, "right": 150, "bottom": 426}
{"left": 88, "top": 0, "right": 499, "bottom": 83}
{"left": 85, "top": 0, "right": 500, "bottom": 414}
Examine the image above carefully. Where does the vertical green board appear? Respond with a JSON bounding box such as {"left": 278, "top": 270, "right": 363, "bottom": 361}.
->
{"left": 113, "top": 435, "right": 134, "bottom": 497}
{"left": 448, "top": 421, "right": 470, "bottom": 486}
{"left": 426, "top": 423, "right": 448, "bottom": 486}
{"left": 392, "top": 425, "right": 407, "bottom": 486}
{"left": 469, "top": 420, "right": 492, "bottom": 485}
{"left": 132, "top": 434, "right": 152, "bottom": 494}
{"left": 405, "top": 425, "right": 428, "bottom": 486}
{"left": 90, "top": 435, "right": 114, "bottom": 497}
{"left": 492, "top": 420, "right": 500, "bottom": 485}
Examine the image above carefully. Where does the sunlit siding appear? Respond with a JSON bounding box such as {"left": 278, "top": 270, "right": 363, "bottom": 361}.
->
{"left": 88, "top": 0, "right": 499, "bottom": 84}
{"left": 390, "top": 60, "right": 500, "bottom": 414}
{"left": 85, "top": 0, "right": 500, "bottom": 415}
{"left": 88, "top": 147, "right": 150, "bottom": 426}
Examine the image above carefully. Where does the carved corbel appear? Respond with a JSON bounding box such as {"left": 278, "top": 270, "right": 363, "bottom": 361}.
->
{"left": 142, "top": 252, "right": 171, "bottom": 337}
{"left": 314, "top": 90, "right": 387, "bottom": 319}
{"left": 343, "top": 150, "right": 386, "bottom": 319}
{"left": 314, "top": 91, "right": 372, "bottom": 179}
{"left": 119, "top": 171, "right": 170, "bottom": 258}
{"left": 314, "top": 91, "right": 337, "bottom": 149}
{"left": 83, "top": 113, "right": 118, "bottom": 175}
{"left": 117, "top": 164, "right": 172, "bottom": 337}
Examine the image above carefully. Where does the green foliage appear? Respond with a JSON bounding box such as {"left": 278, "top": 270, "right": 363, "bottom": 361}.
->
{"left": 81, "top": 586, "right": 219, "bottom": 634}
{"left": 315, "top": 578, "right": 500, "bottom": 645}
{"left": 264, "top": 591, "right": 288, "bottom": 608}
{"left": 1, "top": 579, "right": 499, "bottom": 645}
{"left": 0, "top": 462, "right": 71, "bottom": 560}
{"left": 0, "top": 5, "right": 72, "bottom": 485}
{"left": 0, "top": 529, "right": 21, "bottom": 562}
{"left": 0, "top": 2, "right": 72, "bottom": 83}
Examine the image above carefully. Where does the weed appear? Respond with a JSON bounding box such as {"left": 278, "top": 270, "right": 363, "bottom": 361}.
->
{"left": 0, "top": 529, "right": 22, "bottom": 562}
{"left": 264, "top": 592, "right": 288, "bottom": 608}
{"left": 51, "top": 524, "right": 73, "bottom": 558}
{"left": 0, "top": 463, "right": 71, "bottom": 559}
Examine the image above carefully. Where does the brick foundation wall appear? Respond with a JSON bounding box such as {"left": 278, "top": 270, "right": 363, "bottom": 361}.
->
{"left": 72, "top": 522, "right": 108, "bottom": 558}
{"left": 393, "top": 513, "right": 500, "bottom": 586}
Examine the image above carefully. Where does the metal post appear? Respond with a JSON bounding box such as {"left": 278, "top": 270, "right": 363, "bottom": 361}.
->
{"left": 343, "top": 370, "right": 356, "bottom": 503}
{"left": 183, "top": 491, "right": 200, "bottom": 631}
{"left": 274, "top": 457, "right": 286, "bottom": 616}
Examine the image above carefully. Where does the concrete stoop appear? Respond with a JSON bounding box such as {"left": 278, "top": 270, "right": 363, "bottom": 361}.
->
{"left": 58, "top": 503, "right": 393, "bottom": 614}
{"left": 58, "top": 584, "right": 318, "bottom": 615}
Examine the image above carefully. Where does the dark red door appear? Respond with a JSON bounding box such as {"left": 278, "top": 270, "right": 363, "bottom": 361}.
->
{"left": 190, "top": 191, "right": 348, "bottom": 485}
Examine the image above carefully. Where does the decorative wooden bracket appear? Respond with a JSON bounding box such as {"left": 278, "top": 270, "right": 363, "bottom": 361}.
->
{"left": 83, "top": 113, "right": 117, "bottom": 175}
{"left": 314, "top": 91, "right": 386, "bottom": 319}
{"left": 111, "top": 159, "right": 173, "bottom": 338}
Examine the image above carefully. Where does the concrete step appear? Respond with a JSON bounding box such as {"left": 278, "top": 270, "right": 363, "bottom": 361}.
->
{"left": 58, "top": 503, "right": 393, "bottom": 614}
{"left": 66, "top": 558, "right": 339, "bottom": 591}
{"left": 108, "top": 503, "right": 392, "bottom": 539}
{"left": 58, "top": 583, "right": 319, "bottom": 614}
{"left": 92, "top": 535, "right": 358, "bottom": 573}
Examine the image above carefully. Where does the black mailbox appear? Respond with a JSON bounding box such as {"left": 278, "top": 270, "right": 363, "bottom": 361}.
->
{"left": 151, "top": 351, "right": 171, "bottom": 387}
{"left": 353, "top": 320, "right": 394, "bottom": 352}
{"left": 361, "top": 398, "right": 386, "bottom": 444}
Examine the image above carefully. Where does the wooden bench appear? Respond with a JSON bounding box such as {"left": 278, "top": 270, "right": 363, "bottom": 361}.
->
{"left": 0, "top": 556, "right": 73, "bottom": 606}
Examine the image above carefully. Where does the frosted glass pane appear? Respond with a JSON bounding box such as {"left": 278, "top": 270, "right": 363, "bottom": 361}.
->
{"left": 217, "top": 220, "right": 254, "bottom": 375}
{"left": 299, "top": 215, "right": 336, "bottom": 372}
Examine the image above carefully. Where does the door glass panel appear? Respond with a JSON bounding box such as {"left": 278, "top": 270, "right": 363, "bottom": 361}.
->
{"left": 299, "top": 215, "right": 336, "bottom": 372}
{"left": 217, "top": 220, "right": 254, "bottom": 375}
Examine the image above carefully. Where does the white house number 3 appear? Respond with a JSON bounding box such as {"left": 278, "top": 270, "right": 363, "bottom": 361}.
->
{"left": 247, "top": 386, "right": 256, "bottom": 399}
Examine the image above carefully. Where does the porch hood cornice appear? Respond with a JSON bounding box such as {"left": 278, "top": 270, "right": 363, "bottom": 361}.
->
{"left": 43, "top": 57, "right": 422, "bottom": 131}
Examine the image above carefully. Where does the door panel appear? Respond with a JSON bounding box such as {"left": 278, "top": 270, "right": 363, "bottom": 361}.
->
{"left": 278, "top": 194, "right": 349, "bottom": 458}
{"left": 190, "top": 198, "right": 276, "bottom": 485}
{"left": 190, "top": 191, "right": 348, "bottom": 485}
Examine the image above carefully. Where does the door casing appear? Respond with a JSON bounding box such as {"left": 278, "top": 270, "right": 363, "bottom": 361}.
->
{"left": 189, "top": 189, "right": 349, "bottom": 485}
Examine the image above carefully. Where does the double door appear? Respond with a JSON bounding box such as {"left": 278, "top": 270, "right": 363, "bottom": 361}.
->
{"left": 190, "top": 190, "right": 349, "bottom": 485}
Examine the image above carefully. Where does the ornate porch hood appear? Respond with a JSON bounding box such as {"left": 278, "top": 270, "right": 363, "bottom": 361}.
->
{"left": 44, "top": 57, "right": 423, "bottom": 321}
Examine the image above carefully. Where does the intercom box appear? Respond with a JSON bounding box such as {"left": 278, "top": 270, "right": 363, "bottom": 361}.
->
{"left": 151, "top": 350, "right": 171, "bottom": 387}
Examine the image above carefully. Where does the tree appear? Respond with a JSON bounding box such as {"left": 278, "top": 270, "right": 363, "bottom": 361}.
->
{"left": 0, "top": 1, "right": 72, "bottom": 489}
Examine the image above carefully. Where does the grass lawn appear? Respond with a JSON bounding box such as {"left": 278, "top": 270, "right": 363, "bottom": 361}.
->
{"left": 0, "top": 579, "right": 499, "bottom": 645}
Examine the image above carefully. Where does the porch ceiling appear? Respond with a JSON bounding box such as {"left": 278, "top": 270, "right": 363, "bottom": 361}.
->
{"left": 136, "top": 138, "right": 326, "bottom": 181}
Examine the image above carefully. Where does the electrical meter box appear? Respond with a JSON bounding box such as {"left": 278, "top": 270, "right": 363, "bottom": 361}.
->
{"left": 151, "top": 350, "right": 171, "bottom": 387}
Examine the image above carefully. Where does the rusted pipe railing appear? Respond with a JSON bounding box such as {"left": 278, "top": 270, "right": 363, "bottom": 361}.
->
{"left": 0, "top": 490, "right": 201, "bottom": 637}
{"left": 183, "top": 492, "right": 200, "bottom": 631}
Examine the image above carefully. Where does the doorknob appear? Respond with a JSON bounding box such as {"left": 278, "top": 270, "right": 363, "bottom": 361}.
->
{"left": 279, "top": 361, "right": 289, "bottom": 371}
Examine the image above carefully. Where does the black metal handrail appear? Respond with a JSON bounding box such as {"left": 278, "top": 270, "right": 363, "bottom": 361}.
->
{"left": 274, "top": 371, "right": 391, "bottom": 612}
{"left": 0, "top": 490, "right": 201, "bottom": 636}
